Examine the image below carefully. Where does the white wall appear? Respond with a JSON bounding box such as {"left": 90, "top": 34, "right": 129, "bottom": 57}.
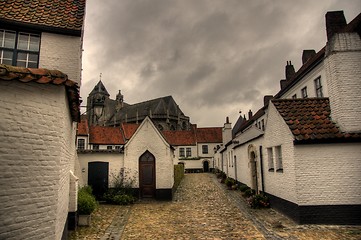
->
{"left": 0, "top": 81, "right": 76, "bottom": 240}
{"left": 124, "top": 119, "right": 174, "bottom": 189}
{"left": 39, "top": 32, "right": 82, "bottom": 85}
{"left": 295, "top": 143, "right": 361, "bottom": 205}
{"left": 263, "top": 102, "right": 298, "bottom": 204}
{"left": 78, "top": 153, "right": 124, "bottom": 187}
{"left": 281, "top": 62, "right": 328, "bottom": 99}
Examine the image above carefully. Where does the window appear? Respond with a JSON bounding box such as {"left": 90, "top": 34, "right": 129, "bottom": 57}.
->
{"left": 115, "top": 146, "right": 121, "bottom": 150}
{"left": 202, "top": 145, "right": 208, "bottom": 154}
{"left": 261, "top": 119, "right": 265, "bottom": 131}
{"left": 314, "top": 77, "right": 323, "bottom": 97}
{"left": 0, "top": 29, "right": 40, "bottom": 68}
{"left": 93, "top": 144, "right": 99, "bottom": 150}
{"left": 186, "top": 147, "right": 191, "bottom": 157}
{"left": 275, "top": 146, "right": 283, "bottom": 172}
{"left": 77, "top": 139, "right": 85, "bottom": 150}
{"left": 301, "top": 87, "right": 308, "bottom": 98}
{"left": 292, "top": 94, "right": 297, "bottom": 99}
{"left": 107, "top": 146, "right": 112, "bottom": 150}
{"left": 267, "top": 147, "right": 274, "bottom": 171}
{"left": 179, "top": 148, "right": 185, "bottom": 157}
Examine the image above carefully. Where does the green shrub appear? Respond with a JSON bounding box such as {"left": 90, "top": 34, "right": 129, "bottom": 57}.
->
{"left": 247, "top": 194, "right": 270, "bottom": 209}
{"left": 243, "top": 188, "right": 256, "bottom": 198}
{"left": 78, "top": 186, "right": 97, "bottom": 215}
{"left": 111, "top": 194, "right": 137, "bottom": 205}
{"left": 239, "top": 184, "right": 250, "bottom": 192}
{"left": 225, "top": 177, "right": 236, "bottom": 188}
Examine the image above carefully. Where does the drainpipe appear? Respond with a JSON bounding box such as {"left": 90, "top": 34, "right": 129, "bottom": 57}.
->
{"left": 259, "top": 146, "right": 265, "bottom": 193}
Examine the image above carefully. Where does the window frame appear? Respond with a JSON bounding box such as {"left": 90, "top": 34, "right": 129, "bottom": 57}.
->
{"left": 0, "top": 29, "right": 40, "bottom": 68}
{"left": 179, "top": 147, "right": 185, "bottom": 157}
{"left": 314, "top": 77, "right": 323, "bottom": 98}
{"left": 267, "top": 147, "right": 274, "bottom": 171}
{"left": 77, "top": 139, "right": 85, "bottom": 150}
{"left": 275, "top": 145, "right": 283, "bottom": 172}
{"left": 301, "top": 87, "right": 308, "bottom": 98}
{"left": 186, "top": 147, "right": 192, "bottom": 157}
{"left": 202, "top": 145, "right": 208, "bottom": 154}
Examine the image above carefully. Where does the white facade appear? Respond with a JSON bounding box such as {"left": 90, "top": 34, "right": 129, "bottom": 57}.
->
{"left": 0, "top": 81, "right": 77, "bottom": 239}
{"left": 39, "top": 32, "right": 83, "bottom": 85}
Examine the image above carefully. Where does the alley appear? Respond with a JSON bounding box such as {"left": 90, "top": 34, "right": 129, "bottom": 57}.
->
{"left": 121, "top": 173, "right": 264, "bottom": 239}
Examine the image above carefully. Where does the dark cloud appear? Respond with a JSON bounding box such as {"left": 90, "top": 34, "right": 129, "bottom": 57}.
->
{"left": 81, "top": 0, "right": 361, "bottom": 126}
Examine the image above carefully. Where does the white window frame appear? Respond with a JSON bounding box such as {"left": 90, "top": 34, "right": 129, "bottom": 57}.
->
{"left": 275, "top": 145, "right": 283, "bottom": 172}
{"left": 179, "top": 147, "right": 185, "bottom": 157}
{"left": 314, "top": 77, "right": 323, "bottom": 98}
{"left": 301, "top": 87, "right": 308, "bottom": 98}
{"left": 202, "top": 145, "right": 208, "bottom": 154}
{"left": 77, "top": 139, "right": 85, "bottom": 150}
{"left": 267, "top": 147, "right": 274, "bottom": 171}
{"left": 186, "top": 147, "right": 191, "bottom": 157}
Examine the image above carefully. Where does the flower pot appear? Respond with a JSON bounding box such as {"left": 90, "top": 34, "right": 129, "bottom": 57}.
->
{"left": 78, "top": 214, "right": 91, "bottom": 226}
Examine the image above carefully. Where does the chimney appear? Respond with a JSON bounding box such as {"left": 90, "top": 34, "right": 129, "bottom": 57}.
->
{"left": 248, "top": 110, "right": 253, "bottom": 119}
{"left": 302, "top": 50, "right": 316, "bottom": 64}
{"left": 280, "top": 79, "right": 287, "bottom": 89}
{"left": 263, "top": 95, "right": 273, "bottom": 106}
{"left": 285, "top": 61, "right": 295, "bottom": 81}
{"left": 326, "top": 11, "right": 346, "bottom": 42}
{"left": 222, "top": 116, "right": 232, "bottom": 145}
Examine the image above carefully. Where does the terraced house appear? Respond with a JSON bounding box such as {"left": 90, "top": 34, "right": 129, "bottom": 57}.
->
{"left": 215, "top": 10, "right": 361, "bottom": 225}
{"left": 0, "top": 0, "right": 85, "bottom": 239}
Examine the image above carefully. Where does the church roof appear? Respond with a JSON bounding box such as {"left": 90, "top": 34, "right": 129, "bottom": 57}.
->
{"left": 0, "top": 0, "right": 86, "bottom": 36}
{"left": 0, "top": 64, "right": 80, "bottom": 122}
{"left": 272, "top": 98, "right": 361, "bottom": 143}
{"left": 89, "top": 80, "right": 110, "bottom": 97}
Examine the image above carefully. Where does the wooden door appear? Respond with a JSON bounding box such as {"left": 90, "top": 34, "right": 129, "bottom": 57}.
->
{"left": 139, "top": 151, "right": 155, "bottom": 198}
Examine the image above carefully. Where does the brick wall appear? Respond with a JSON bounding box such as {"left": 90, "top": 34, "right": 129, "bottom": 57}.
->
{"left": 39, "top": 32, "right": 82, "bottom": 85}
{"left": 0, "top": 81, "right": 76, "bottom": 239}
{"left": 295, "top": 143, "right": 361, "bottom": 205}
{"left": 325, "top": 32, "right": 361, "bottom": 132}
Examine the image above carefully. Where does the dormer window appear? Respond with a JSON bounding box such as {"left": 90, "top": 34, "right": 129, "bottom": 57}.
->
{"left": 0, "top": 30, "right": 40, "bottom": 68}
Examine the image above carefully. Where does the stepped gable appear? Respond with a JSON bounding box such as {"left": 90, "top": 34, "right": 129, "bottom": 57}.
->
{"left": 272, "top": 98, "right": 361, "bottom": 143}
{"left": 0, "top": 64, "right": 80, "bottom": 122}
{"left": 0, "top": 0, "right": 86, "bottom": 35}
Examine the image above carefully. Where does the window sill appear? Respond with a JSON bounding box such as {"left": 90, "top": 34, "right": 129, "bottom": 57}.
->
{"left": 276, "top": 169, "right": 283, "bottom": 173}
{"left": 268, "top": 168, "right": 274, "bottom": 172}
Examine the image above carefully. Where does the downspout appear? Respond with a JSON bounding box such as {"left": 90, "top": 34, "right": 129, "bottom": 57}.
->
{"left": 259, "top": 145, "right": 265, "bottom": 193}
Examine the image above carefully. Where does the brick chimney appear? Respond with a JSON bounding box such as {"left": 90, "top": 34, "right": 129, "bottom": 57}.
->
{"left": 324, "top": 10, "right": 361, "bottom": 132}
{"left": 248, "top": 110, "right": 253, "bottom": 119}
{"left": 285, "top": 61, "right": 295, "bottom": 81}
{"left": 222, "top": 116, "right": 232, "bottom": 145}
{"left": 326, "top": 11, "right": 347, "bottom": 42}
{"left": 302, "top": 50, "right": 316, "bottom": 64}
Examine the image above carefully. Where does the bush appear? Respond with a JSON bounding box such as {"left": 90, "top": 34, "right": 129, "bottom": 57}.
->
{"left": 78, "top": 186, "right": 97, "bottom": 215}
{"left": 103, "top": 168, "right": 137, "bottom": 205}
{"left": 243, "top": 188, "right": 256, "bottom": 198}
{"left": 238, "top": 184, "right": 250, "bottom": 192}
{"left": 225, "top": 177, "right": 236, "bottom": 188}
{"left": 247, "top": 194, "right": 270, "bottom": 209}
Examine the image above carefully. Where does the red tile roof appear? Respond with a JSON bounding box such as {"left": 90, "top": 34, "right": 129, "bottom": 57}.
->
{"left": 77, "top": 118, "right": 89, "bottom": 136}
{"left": 272, "top": 98, "right": 361, "bottom": 143}
{"left": 196, "top": 127, "right": 222, "bottom": 143}
{"left": 0, "top": 0, "right": 86, "bottom": 34}
{"left": 89, "top": 126, "right": 125, "bottom": 145}
{"left": 121, "top": 123, "right": 140, "bottom": 140}
{"left": 0, "top": 64, "right": 80, "bottom": 122}
{"left": 162, "top": 130, "right": 196, "bottom": 146}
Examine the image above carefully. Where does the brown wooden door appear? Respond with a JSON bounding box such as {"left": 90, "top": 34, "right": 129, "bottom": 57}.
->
{"left": 139, "top": 151, "right": 155, "bottom": 198}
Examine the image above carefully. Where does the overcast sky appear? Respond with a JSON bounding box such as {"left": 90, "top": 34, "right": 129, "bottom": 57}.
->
{"left": 81, "top": 0, "right": 360, "bottom": 127}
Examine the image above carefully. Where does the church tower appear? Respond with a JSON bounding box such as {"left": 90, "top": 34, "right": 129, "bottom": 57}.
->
{"left": 87, "top": 80, "right": 110, "bottom": 125}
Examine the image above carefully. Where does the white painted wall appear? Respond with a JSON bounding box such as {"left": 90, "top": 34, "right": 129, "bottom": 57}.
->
{"left": 263, "top": 102, "right": 298, "bottom": 204}
{"left": 0, "top": 81, "right": 76, "bottom": 240}
{"left": 124, "top": 118, "right": 174, "bottom": 189}
{"left": 77, "top": 153, "right": 124, "bottom": 187}
{"left": 282, "top": 62, "right": 328, "bottom": 99}
{"left": 295, "top": 143, "right": 361, "bottom": 205}
{"left": 39, "top": 32, "right": 82, "bottom": 85}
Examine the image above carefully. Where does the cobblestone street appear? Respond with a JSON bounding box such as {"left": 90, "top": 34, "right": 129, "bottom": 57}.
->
{"left": 71, "top": 173, "right": 361, "bottom": 239}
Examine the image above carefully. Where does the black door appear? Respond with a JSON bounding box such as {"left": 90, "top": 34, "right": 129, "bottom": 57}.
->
{"left": 88, "top": 162, "right": 109, "bottom": 199}
{"left": 203, "top": 161, "right": 209, "bottom": 172}
{"left": 139, "top": 151, "right": 155, "bottom": 198}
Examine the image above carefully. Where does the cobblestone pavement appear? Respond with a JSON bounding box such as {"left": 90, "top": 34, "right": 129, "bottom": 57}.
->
{"left": 70, "top": 173, "right": 361, "bottom": 239}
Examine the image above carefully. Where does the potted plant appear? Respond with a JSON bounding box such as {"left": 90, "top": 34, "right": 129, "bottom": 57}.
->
{"left": 77, "top": 186, "right": 97, "bottom": 226}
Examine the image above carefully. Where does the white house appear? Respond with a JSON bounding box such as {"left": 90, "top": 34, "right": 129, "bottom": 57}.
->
{"left": 0, "top": 1, "right": 85, "bottom": 239}
{"left": 215, "top": 10, "right": 361, "bottom": 225}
